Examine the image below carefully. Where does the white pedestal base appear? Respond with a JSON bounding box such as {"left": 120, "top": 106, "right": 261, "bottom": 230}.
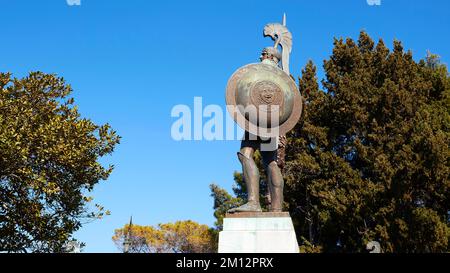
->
{"left": 218, "top": 212, "right": 299, "bottom": 253}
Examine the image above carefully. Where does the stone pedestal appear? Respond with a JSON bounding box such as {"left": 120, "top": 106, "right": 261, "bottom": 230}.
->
{"left": 218, "top": 212, "right": 299, "bottom": 253}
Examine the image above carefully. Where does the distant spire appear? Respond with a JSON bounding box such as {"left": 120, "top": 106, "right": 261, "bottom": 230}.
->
{"left": 123, "top": 216, "right": 133, "bottom": 253}
{"left": 282, "top": 13, "right": 287, "bottom": 26}
{"left": 127, "top": 215, "right": 133, "bottom": 238}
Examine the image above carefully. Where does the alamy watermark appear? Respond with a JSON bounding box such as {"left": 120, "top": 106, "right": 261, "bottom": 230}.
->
{"left": 170, "top": 97, "right": 280, "bottom": 151}
{"left": 367, "top": 0, "right": 381, "bottom": 6}
{"left": 67, "top": 0, "right": 81, "bottom": 6}
{"left": 67, "top": 0, "right": 381, "bottom": 7}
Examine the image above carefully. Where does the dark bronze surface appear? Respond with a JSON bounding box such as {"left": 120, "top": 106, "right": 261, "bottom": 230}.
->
{"left": 225, "top": 211, "right": 291, "bottom": 218}
{"left": 225, "top": 63, "right": 302, "bottom": 138}
{"left": 225, "top": 15, "right": 302, "bottom": 214}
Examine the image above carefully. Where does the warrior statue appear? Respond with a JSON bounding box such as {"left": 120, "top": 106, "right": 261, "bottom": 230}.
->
{"left": 225, "top": 14, "right": 302, "bottom": 213}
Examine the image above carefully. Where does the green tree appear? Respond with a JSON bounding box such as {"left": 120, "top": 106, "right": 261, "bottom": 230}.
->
{"left": 112, "top": 220, "right": 216, "bottom": 253}
{"left": 213, "top": 32, "right": 450, "bottom": 253}
{"left": 0, "top": 72, "right": 120, "bottom": 252}
{"left": 210, "top": 183, "right": 243, "bottom": 230}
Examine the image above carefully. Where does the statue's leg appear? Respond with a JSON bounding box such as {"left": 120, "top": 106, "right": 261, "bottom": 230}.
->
{"left": 227, "top": 146, "right": 262, "bottom": 213}
{"left": 262, "top": 150, "right": 284, "bottom": 212}
{"left": 267, "top": 161, "right": 284, "bottom": 212}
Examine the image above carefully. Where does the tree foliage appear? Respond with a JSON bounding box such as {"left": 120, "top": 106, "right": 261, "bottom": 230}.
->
{"left": 0, "top": 72, "right": 120, "bottom": 252}
{"left": 213, "top": 32, "right": 450, "bottom": 253}
{"left": 112, "top": 220, "right": 216, "bottom": 253}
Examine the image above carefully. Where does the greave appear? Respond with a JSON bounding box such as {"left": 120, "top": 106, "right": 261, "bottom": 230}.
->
{"left": 267, "top": 162, "right": 284, "bottom": 212}
{"left": 237, "top": 152, "right": 260, "bottom": 204}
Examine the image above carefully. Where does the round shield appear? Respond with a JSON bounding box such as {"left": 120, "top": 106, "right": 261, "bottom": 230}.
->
{"left": 226, "top": 63, "right": 302, "bottom": 138}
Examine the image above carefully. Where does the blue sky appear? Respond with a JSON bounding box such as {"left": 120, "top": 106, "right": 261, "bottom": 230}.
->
{"left": 1, "top": 0, "right": 449, "bottom": 252}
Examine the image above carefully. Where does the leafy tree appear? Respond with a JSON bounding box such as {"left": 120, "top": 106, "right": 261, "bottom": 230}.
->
{"left": 0, "top": 72, "right": 120, "bottom": 253}
{"left": 112, "top": 220, "right": 216, "bottom": 253}
{"left": 213, "top": 32, "right": 449, "bottom": 253}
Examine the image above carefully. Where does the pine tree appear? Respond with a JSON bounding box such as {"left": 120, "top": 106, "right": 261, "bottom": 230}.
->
{"left": 212, "top": 32, "right": 450, "bottom": 253}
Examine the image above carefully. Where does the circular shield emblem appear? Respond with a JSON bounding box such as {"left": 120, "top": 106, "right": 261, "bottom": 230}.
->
{"left": 226, "top": 63, "right": 302, "bottom": 137}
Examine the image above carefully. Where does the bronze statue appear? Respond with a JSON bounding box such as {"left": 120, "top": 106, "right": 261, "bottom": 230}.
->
{"left": 225, "top": 15, "right": 302, "bottom": 213}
